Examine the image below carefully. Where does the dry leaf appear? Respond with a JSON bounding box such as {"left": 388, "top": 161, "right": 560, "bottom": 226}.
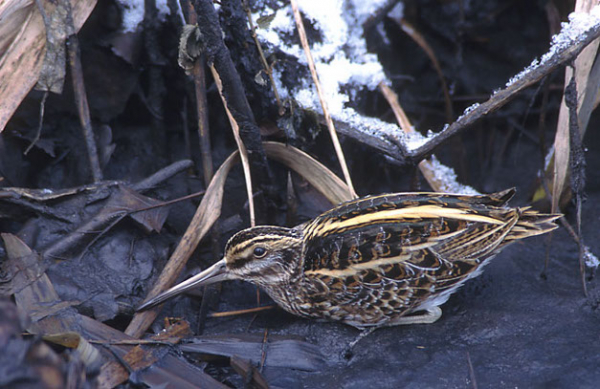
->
{"left": 263, "top": 141, "right": 353, "bottom": 204}
{"left": 0, "top": 0, "right": 97, "bottom": 132}
{"left": 125, "top": 151, "right": 241, "bottom": 337}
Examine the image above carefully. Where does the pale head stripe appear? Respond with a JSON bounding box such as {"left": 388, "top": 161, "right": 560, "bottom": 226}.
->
{"left": 316, "top": 205, "right": 504, "bottom": 235}
{"left": 230, "top": 234, "right": 299, "bottom": 253}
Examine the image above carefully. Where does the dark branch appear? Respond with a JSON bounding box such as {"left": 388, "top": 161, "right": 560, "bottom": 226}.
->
{"left": 193, "top": 0, "right": 272, "bottom": 195}
{"left": 409, "top": 23, "right": 600, "bottom": 164}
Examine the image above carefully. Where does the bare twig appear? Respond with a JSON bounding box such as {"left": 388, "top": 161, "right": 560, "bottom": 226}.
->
{"left": 290, "top": 0, "right": 357, "bottom": 199}
{"left": 65, "top": 5, "right": 102, "bottom": 182}
{"left": 130, "top": 190, "right": 206, "bottom": 213}
{"left": 208, "top": 305, "right": 275, "bottom": 318}
{"left": 185, "top": 1, "right": 214, "bottom": 186}
{"left": 194, "top": 55, "right": 214, "bottom": 183}
{"left": 466, "top": 351, "right": 479, "bottom": 389}
{"left": 379, "top": 83, "right": 464, "bottom": 193}
{"left": 410, "top": 22, "right": 600, "bottom": 164}
{"left": 194, "top": 0, "right": 273, "bottom": 206}
{"left": 243, "top": 0, "right": 284, "bottom": 115}
{"left": 181, "top": 97, "right": 193, "bottom": 161}
{"left": 551, "top": 2, "right": 600, "bottom": 212}
{"left": 184, "top": 1, "right": 222, "bottom": 333}
{"left": 330, "top": 117, "right": 405, "bottom": 162}
{"left": 132, "top": 159, "right": 194, "bottom": 192}
{"left": 559, "top": 216, "right": 581, "bottom": 245}
{"left": 564, "top": 71, "right": 588, "bottom": 296}
{"left": 259, "top": 328, "right": 268, "bottom": 372}
{"left": 24, "top": 91, "right": 48, "bottom": 155}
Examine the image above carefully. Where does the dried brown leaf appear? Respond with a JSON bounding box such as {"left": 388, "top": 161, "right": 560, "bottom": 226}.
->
{"left": 126, "top": 151, "right": 241, "bottom": 338}
{"left": 119, "top": 187, "right": 169, "bottom": 233}
{"left": 1, "top": 233, "right": 48, "bottom": 298}
{"left": 1, "top": 233, "right": 79, "bottom": 330}
{"left": 0, "top": 0, "right": 97, "bottom": 132}
{"left": 180, "top": 334, "right": 325, "bottom": 371}
{"left": 263, "top": 141, "right": 353, "bottom": 204}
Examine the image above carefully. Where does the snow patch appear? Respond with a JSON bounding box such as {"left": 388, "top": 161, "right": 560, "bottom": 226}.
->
{"left": 253, "top": 0, "right": 388, "bottom": 127}
{"left": 388, "top": 2, "right": 405, "bottom": 20}
{"left": 584, "top": 246, "right": 599, "bottom": 269}
{"left": 457, "top": 103, "right": 480, "bottom": 122}
{"left": 404, "top": 130, "right": 437, "bottom": 151}
{"left": 427, "top": 156, "right": 480, "bottom": 195}
{"left": 118, "top": 0, "right": 171, "bottom": 33}
{"left": 156, "top": 0, "right": 170, "bottom": 19}
{"left": 118, "top": 0, "right": 144, "bottom": 32}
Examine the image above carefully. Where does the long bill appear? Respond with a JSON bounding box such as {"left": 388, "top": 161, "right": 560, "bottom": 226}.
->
{"left": 137, "top": 259, "right": 229, "bottom": 311}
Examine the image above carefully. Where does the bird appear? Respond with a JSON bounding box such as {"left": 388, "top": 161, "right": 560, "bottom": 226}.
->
{"left": 138, "top": 188, "right": 560, "bottom": 329}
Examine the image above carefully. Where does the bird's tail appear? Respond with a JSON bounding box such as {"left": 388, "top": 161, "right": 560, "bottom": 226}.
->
{"left": 505, "top": 207, "right": 562, "bottom": 242}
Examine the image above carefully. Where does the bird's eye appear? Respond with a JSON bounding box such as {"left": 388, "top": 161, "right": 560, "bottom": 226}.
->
{"left": 253, "top": 246, "right": 267, "bottom": 258}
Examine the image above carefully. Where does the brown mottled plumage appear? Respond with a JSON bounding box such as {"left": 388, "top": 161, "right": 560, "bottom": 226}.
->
{"left": 138, "top": 188, "right": 560, "bottom": 328}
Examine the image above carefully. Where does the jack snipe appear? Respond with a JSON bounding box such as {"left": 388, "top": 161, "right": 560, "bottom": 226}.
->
{"left": 138, "top": 188, "right": 560, "bottom": 328}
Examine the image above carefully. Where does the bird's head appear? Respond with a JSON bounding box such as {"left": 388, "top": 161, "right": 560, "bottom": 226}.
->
{"left": 223, "top": 226, "right": 304, "bottom": 285}
{"left": 137, "top": 226, "right": 303, "bottom": 311}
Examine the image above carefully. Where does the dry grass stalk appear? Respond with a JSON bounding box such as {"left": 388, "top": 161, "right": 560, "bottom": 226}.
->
{"left": 208, "top": 305, "right": 274, "bottom": 318}
{"left": 210, "top": 64, "right": 256, "bottom": 227}
{"left": 394, "top": 18, "right": 453, "bottom": 121}
{"left": 378, "top": 82, "right": 446, "bottom": 193}
{"left": 243, "top": 0, "right": 284, "bottom": 115}
{"left": 289, "top": 0, "right": 357, "bottom": 199}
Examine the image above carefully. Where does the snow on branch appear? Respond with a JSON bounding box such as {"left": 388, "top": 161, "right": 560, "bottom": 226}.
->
{"left": 249, "top": 1, "right": 600, "bottom": 193}
{"left": 411, "top": 6, "right": 600, "bottom": 163}
{"left": 508, "top": 6, "right": 600, "bottom": 87}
